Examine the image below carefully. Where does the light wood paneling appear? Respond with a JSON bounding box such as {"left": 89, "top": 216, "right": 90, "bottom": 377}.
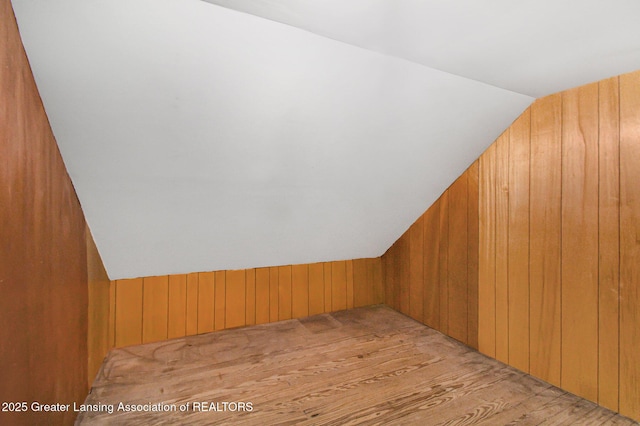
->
{"left": 142, "top": 276, "right": 168, "bottom": 343}
{"left": 448, "top": 173, "right": 469, "bottom": 343}
{"left": 529, "top": 93, "right": 562, "bottom": 387}
{"left": 561, "top": 83, "right": 599, "bottom": 401}
{"left": 245, "top": 269, "right": 256, "bottom": 326}
{"left": 278, "top": 265, "right": 292, "bottom": 320}
{"left": 269, "top": 267, "right": 279, "bottom": 323}
{"left": 167, "top": 274, "right": 187, "bottom": 339}
{"left": 331, "top": 260, "right": 348, "bottom": 311}
{"left": 620, "top": 70, "right": 640, "bottom": 421}
{"left": 423, "top": 199, "right": 440, "bottom": 330}
{"left": 598, "top": 76, "right": 620, "bottom": 412}
{"left": 197, "top": 272, "right": 214, "bottom": 334}
{"left": 346, "top": 260, "right": 354, "bottom": 310}
{"left": 507, "top": 109, "right": 531, "bottom": 373}
{"left": 115, "top": 279, "right": 143, "bottom": 347}
{"left": 353, "top": 259, "right": 369, "bottom": 307}
{"left": 225, "top": 270, "right": 245, "bottom": 329}
{"left": 292, "top": 264, "right": 309, "bottom": 318}
{"left": 409, "top": 216, "right": 424, "bottom": 322}
{"left": 214, "top": 271, "right": 226, "bottom": 330}
{"left": 467, "top": 160, "right": 480, "bottom": 350}
{"left": 494, "top": 132, "right": 510, "bottom": 363}
{"left": 308, "top": 263, "right": 325, "bottom": 316}
{"left": 255, "top": 268, "right": 270, "bottom": 325}
{"left": 323, "top": 262, "right": 332, "bottom": 312}
{"left": 185, "top": 273, "right": 198, "bottom": 335}
{"left": 108, "top": 281, "right": 116, "bottom": 348}
{"left": 370, "top": 257, "right": 384, "bottom": 304}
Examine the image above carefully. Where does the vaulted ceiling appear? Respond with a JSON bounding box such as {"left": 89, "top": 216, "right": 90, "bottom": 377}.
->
{"left": 12, "top": 0, "right": 640, "bottom": 279}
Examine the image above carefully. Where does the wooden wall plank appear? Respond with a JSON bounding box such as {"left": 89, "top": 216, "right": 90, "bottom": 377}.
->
{"left": 214, "top": 271, "right": 226, "bottom": 330}
{"left": 598, "top": 76, "right": 620, "bottom": 412}
{"left": 245, "top": 269, "right": 256, "bottom": 326}
{"left": 197, "top": 272, "right": 214, "bottom": 334}
{"left": 269, "top": 267, "right": 279, "bottom": 322}
{"left": 494, "top": 133, "right": 510, "bottom": 362}
{"left": 385, "top": 244, "right": 398, "bottom": 311}
{"left": 167, "top": 274, "right": 187, "bottom": 339}
{"left": 346, "top": 260, "right": 354, "bottom": 309}
{"left": 226, "top": 270, "right": 246, "bottom": 329}
{"left": 108, "top": 281, "right": 116, "bottom": 348}
{"left": 409, "top": 216, "right": 424, "bottom": 322}
{"left": 448, "top": 173, "right": 469, "bottom": 344}
{"left": 423, "top": 199, "right": 440, "bottom": 329}
{"left": 255, "top": 268, "right": 270, "bottom": 325}
{"left": 508, "top": 109, "right": 531, "bottom": 373}
{"left": 185, "top": 273, "right": 199, "bottom": 336}
{"left": 115, "top": 278, "right": 143, "bottom": 347}
{"left": 292, "top": 264, "right": 309, "bottom": 318}
{"left": 142, "top": 276, "right": 168, "bottom": 343}
{"left": 478, "top": 143, "right": 496, "bottom": 357}
{"left": 278, "top": 265, "right": 292, "bottom": 320}
{"left": 398, "top": 231, "right": 411, "bottom": 316}
{"left": 370, "top": 257, "right": 384, "bottom": 305}
{"left": 331, "top": 261, "right": 348, "bottom": 311}
{"left": 439, "top": 191, "right": 450, "bottom": 334}
{"left": 561, "top": 83, "right": 599, "bottom": 401}
{"left": 324, "top": 262, "right": 332, "bottom": 312}
{"left": 309, "top": 263, "right": 325, "bottom": 315}
{"left": 619, "top": 70, "right": 640, "bottom": 420}
{"left": 529, "top": 93, "right": 562, "bottom": 387}
{"left": 467, "top": 161, "right": 480, "bottom": 350}
{"left": 353, "top": 259, "right": 368, "bottom": 308}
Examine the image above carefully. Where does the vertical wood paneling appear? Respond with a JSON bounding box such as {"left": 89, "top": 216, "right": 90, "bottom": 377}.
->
{"left": 292, "top": 264, "right": 309, "bottom": 318}
{"left": 467, "top": 161, "right": 480, "bottom": 350}
{"left": 508, "top": 109, "right": 531, "bottom": 373}
{"left": 346, "top": 260, "right": 354, "bottom": 309}
{"left": 214, "top": 271, "right": 226, "bottom": 330}
{"left": 245, "top": 269, "right": 256, "bottom": 326}
{"left": 529, "top": 93, "right": 562, "bottom": 387}
{"left": 371, "top": 257, "right": 384, "bottom": 304}
{"left": 142, "top": 276, "right": 168, "bottom": 343}
{"left": 619, "top": 71, "right": 640, "bottom": 420}
{"left": 448, "top": 173, "right": 469, "bottom": 344}
{"left": 561, "top": 83, "right": 599, "bottom": 401}
{"left": 167, "top": 274, "right": 187, "bottom": 339}
{"left": 439, "top": 192, "right": 450, "bottom": 334}
{"left": 409, "top": 216, "right": 424, "bottom": 322}
{"left": 398, "top": 232, "right": 411, "bottom": 316}
{"left": 255, "top": 268, "right": 270, "bottom": 325}
{"left": 115, "top": 278, "right": 143, "bottom": 347}
{"left": 197, "top": 272, "right": 214, "bottom": 334}
{"left": 331, "top": 261, "right": 348, "bottom": 311}
{"left": 309, "top": 263, "right": 325, "bottom": 315}
{"left": 269, "top": 267, "right": 279, "bottom": 322}
{"left": 479, "top": 144, "right": 497, "bottom": 357}
{"left": 278, "top": 265, "right": 292, "bottom": 320}
{"left": 185, "top": 273, "right": 198, "bottom": 336}
{"left": 598, "top": 76, "right": 620, "bottom": 411}
{"left": 108, "top": 281, "right": 116, "bottom": 348}
{"left": 423, "top": 199, "right": 440, "bottom": 329}
{"left": 353, "top": 259, "right": 369, "bottom": 307}
{"left": 226, "top": 270, "right": 245, "bottom": 329}
{"left": 495, "top": 133, "right": 510, "bottom": 362}
{"left": 323, "top": 262, "right": 332, "bottom": 312}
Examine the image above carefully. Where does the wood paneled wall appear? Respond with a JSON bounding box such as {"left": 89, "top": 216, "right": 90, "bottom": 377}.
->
{"left": 108, "top": 258, "right": 383, "bottom": 348}
{"left": 382, "top": 163, "right": 479, "bottom": 349}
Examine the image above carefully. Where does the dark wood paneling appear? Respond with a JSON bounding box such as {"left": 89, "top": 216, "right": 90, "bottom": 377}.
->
{"left": 87, "top": 227, "right": 110, "bottom": 387}
{"left": 409, "top": 217, "right": 424, "bottom": 322}
{"left": 423, "top": 199, "right": 440, "bottom": 329}
{"left": 438, "top": 192, "right": 450, "bottom": 334}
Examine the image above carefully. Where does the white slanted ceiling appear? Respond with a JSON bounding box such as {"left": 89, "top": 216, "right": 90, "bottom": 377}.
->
{"left": 11, "top": 0, "right": 640, "bottom": 280}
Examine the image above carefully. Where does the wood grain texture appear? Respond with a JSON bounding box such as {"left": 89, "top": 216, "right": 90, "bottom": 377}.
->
{"left": 438, "top": 191, "right": 450, "bottom": 335}
{"left": 185, "top": 273, "right": 199, "bottom": 336}
{"left": 619, "top": 70, "right": 640, "bottom": 420}
{"left": 508, "top": 109, "right": 530, "bottom": 373}
{"left": 292, "top": 264, "right": 309, "bottom": 319}
{"left": 529, "top": 93, "right": 562, "bottom": 387}
{"left": 448, "top": 172, "right": 469, "bottom": 344}
{"left": 409, "top": 216, "right": 424, "bottom": 322}
{"left": 255, "top": 268, "right": 270, "bottom": 325}
{"left": 108, "top": 281, "right": 116, "bottom": 348}
{"left": 226, "top": 270, "right": 245, "bottom": 329}
{"left": 245, "top": 269, "right": 256, "bottom": 326}
{"left": 398, "top": 232, "right": 411, "bottom": 316}
{"left": 346, "top": 260, "right": 354, "bottom": 310}
{"left": 115, "top": 279, "right": 143, "bottom": 347}
{"left": 142, "top": 276, "right": 169, "bottom": 343}
{"left": 278, "top": 265, "right": 292, "bottom": 320}
{"left": 167, "top": 274, "right": 187, "bottom": 339}
{"left": 478, "top": 143, "right": 497, "bottom": 357}
{"left": 598, "top": 76, "right": 620, "bottom": 412}
{"left": 353, "top": 258, "right": 369, "bottom": 308}
{"left": 561, "top": 82, "right": 599, "bottom": 401}
{"left": 331, "top": 261, "right": 347, "bottom": 311}
{"left": 423, "top": 199, "right": 440, "bottom": 330}
{"left": 197, "top": 272, "right": 214, "bottom": 334}
{"left": 494, "top": 132, "right": 510, "bottom": 363}
{"left": 323, "top": 262, "right": 332, "bottom": 313}
{"left": 269, "top": 267, "right": 279, "bottom": 323}
{"left": 308, "top": 263, "right": 325, "bottom": 316}
{"left": 467, "top": 160, "right": 480, "bottom": 350}
{"left": 214, "top": 271, "right": 226, "bottom": 330}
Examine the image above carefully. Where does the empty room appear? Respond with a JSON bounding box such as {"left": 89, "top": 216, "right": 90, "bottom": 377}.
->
{"left": 2, "top": 0, "right": 640, "bottom": 424}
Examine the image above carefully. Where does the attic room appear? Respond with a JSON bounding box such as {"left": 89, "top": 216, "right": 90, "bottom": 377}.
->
{"left": 2, "top": 0, "right": 640, "bottom": 424}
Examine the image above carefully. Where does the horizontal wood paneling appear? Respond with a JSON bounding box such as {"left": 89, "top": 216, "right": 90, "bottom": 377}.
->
{"left": 109, "top": 258, "right": 382, "bottom": 347}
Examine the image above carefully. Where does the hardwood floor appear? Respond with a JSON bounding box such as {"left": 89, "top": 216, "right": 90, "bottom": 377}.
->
{"left": 79, "top": 306, "right": 637, "bottom": 425}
